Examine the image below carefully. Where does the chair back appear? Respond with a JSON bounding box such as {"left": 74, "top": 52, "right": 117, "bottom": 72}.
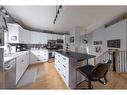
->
{"left": 91, "top": 60, "right": 111, "bottom": 79}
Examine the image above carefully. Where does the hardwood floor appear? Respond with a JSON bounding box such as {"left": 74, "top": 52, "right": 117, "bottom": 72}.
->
{"left": 18, "top": 60, "right": 68, "bottom": 89}
{"left": 18, "top": 60, "right": 127, "bottom": 89}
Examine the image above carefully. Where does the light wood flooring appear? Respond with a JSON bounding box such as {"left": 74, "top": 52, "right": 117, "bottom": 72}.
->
{"left": 18, "top": 60, "right": 127, "bottom": 89}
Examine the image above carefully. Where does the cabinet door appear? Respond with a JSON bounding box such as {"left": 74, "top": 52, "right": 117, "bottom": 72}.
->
{"left": 16, "top": 56, "right": 22, "bottom": 84}
{"left": 40, "top": 33, "right": 47, "bottom": 44}
{"left": 23, "top": 29, "right": 31, "bottom": 43}
{"left": 52, "top": 34, "right": 57, "bottom": 40}
{"left": 19, "top": 26, "right": 25, "bottom": 43}
{"left": 46, "top": 33, "right": 52, "bottom": 40}
{"left": 31, "top": 32, "right": 40, "bottom": 44}
{"left": 57, "top": 35, "right": 63, "bottom": 40}
{"left": 26, "top": 51, "right": 30, "bottom": 67}
{"left": 8, "top": 24, "right": 19, "bottom": 43}
{"left": 30, "top": 51, "right": 40, "bottom": 64}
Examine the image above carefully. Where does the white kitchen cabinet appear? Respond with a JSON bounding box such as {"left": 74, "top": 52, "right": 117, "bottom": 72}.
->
{"left": 39, "top": 33, "right": 47, "bottom": 44}
{"left": 16, "top": 51, "right": 29, "bottom": 84}
{"left": 46, "top": 33, "right": 52, "bottom": 40}
{"left": 30, "top": 51, "right": 40, "bottom": 64}
{"left": 7, "top": 23, "right": 30, "bottom": 44}
{"left": 55, "top": 52, "right": 69, "bottom": 86}
{"left": 31, "top": 32, "right": 48, "bottom": 44}
{"left": 21, "top": 51, "right": 29, "bottom": 75}
{"left": 30, "top": 50, "right": 49, "bottom": 64}
{"left": 57, "top": 35, "right": 64, "bottom": 40}
{"left": 30, "top": 31, "right": 41, "bottom": 44}
{"left": 16, "top": 55, "right": 22, "bottom": 84}
{"left": 55, "top": 52, "right": 85, "bottom": 89}
{"left": 23, "top": 29, "right": 31, "bottom": 44}
{"left": 52, "top": 34, "right": 57, "bottom": 40}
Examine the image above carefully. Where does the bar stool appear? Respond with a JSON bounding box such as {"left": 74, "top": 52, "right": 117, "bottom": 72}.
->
{"left": 76, "top": 60, "right": 112, "bottom": 89}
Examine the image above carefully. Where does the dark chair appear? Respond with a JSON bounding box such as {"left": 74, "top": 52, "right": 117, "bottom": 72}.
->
{"left": 76, "top": 60, "right": 112, "bottom": 89}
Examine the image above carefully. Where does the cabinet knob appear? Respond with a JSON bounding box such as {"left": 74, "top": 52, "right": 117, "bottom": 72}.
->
{"left": 63, "top": 64, "right": 66, "bottom": 68}
{"left": 58, "top": 68, "right": 60, "bottom": 71}
{"left": 63, "top": 74, "right": 66, "bottom": 78}
{"left": 63, "top": 57, "right": 66, "bottom": 60}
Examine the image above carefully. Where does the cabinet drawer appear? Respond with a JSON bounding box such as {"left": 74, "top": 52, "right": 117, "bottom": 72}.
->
{"left": 62, "top": 73, "right": 69, "bottom": 86}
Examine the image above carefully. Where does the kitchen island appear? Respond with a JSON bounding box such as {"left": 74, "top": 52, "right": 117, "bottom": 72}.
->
{"left": 54, "top": 51, "right": 95, "bottom": 89}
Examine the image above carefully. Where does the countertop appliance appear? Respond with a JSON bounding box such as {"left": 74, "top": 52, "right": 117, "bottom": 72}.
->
{"left": 11, "top": 46, "right": 16, "bottom": 53}
{"left": 4, "top": 58, "right": 16, "bottom": 89}
{"left": 57, "top": 39, "right": 64, "bottom": 43}
{"left": 16, "top": 44, "right": 27, "bottom": 51}
{"left": 47, "top": 40, "right": 57, "bottom": 50}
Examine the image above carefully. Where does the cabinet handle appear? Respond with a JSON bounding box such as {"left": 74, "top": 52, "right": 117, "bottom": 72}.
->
{"left": 63, "top": 57, "right": 66, "bottom": 60}
{"left": 63, "top": 64, "right": 66, "bottom": 68}
{"left": 58, "top": 68, "right": 60, "bottom": 71}
{"left": 63, "top": 74, "right": 66, "bottom": 78}
{"left": 58, "top": 60, "right": 60, "bottom": 63}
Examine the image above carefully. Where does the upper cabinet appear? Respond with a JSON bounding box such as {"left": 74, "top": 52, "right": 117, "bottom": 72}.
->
{"left": 52, "top": 34, "right": 57, "bottom": 40}
{"left": 7, "top": 23, "right": 30, "bottom": 44}
{"left": 30, "top": 31, "right": 40, "bottom": 44}
{"left": 39, "top": 33, "right": 47, "bottom": 44}
{"left": 46, "top": 33, "right": 52, "bottom": 41}
{"left": 7, "top": 23, "right": 64, "bottom": 44}
{"left": 57, "top": 35, "right": 64, "bottom": 40}
{"left": 31, "top": 32, "right": 48, "bottom": 44}
{"left": 24, "top": 29, "right": 31, "bottom": 44}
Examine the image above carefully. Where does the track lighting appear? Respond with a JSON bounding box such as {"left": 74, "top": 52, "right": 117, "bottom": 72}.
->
{"left": 53, "top": 5, "right": 62, "bottom": 24}
{"left": 0, "top": 6, "right": 9, "bottom": 17}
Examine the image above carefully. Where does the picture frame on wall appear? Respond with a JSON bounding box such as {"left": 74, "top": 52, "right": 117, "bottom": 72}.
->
{"left": 107, "top": 39, "right": 120, "bottom": 48}
{"left": 95, "top": 46, "right": 101, "bottom": 53}
{"left": 70, "top": 37, "right": 74, "bottom": 43}
{"left": 93, "top": 40, "right": 102, "bottom": 45}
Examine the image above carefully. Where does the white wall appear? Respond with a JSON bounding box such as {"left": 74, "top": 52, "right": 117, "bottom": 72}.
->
{"left": 70, "top": 27, "right": 81, "bottom": 52}
{"left": 90, "top": 19, "right": 127, "bottom": 57}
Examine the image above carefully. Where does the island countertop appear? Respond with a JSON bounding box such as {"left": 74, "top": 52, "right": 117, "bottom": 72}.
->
{"left": 56, "top": 51, "right": 96, "bottom": 62}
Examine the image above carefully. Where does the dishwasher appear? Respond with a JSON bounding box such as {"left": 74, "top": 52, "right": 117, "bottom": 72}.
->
{"left": 4, "top": 58, "right": 16, "bottom": 89}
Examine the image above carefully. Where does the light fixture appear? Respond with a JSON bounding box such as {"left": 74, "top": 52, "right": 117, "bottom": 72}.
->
{"left": 83, "top": 29, "right": 88, "bottom": 44}
{"left": 53, "top": 5, "right": 62, "bottom": 24}
{"left": 0, "top": 6, "right": 9, "bottom": 17}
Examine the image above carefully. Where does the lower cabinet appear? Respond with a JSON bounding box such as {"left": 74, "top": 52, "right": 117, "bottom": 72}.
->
{"left": 55, "top": 52, "right": 84, "bottom": 89}
{"left": 55, "top": 52, "right": 69, "bottom": 87}
{"left": 30, "top": 50, "right": 49, "bottom": 64}
{"left": 16, "top": 50, "right": 49, "bottom": 84}
{"left": 16, "top": 51, "right": 29, "bottom": 84}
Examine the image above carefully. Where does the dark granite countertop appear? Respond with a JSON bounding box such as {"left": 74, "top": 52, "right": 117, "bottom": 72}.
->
{"left": 56, "top": 51, "right": 96, "bottom": 62}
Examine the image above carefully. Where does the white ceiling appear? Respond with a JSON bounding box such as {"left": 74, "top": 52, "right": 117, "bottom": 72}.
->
{"left": 4, "top": 6, "right": 127, "bottom": 33}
